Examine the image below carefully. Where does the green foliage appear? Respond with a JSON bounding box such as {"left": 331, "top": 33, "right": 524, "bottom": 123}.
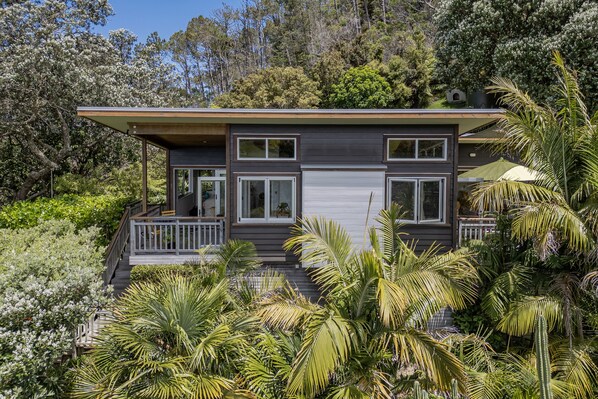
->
{"left": 0, "top": 220, "right": 108, "bottom": 398}
{"left": 0, "top": 1, "right": 177, "bottom": 202}
{"left": 213, "top": 67, "right": 321, "bottom": 109}
{"left": 435, "top": 0, "right": 598, "bottom": 110}
{"left": 0, "top": 194, "right": 132, "bottom": 245}
{"left": 167, "top": 0, "right": 437, "bottom": 105}
{"left": 255, "top": 203, "right": 478, "bottom": 397}
{"left": 471, "top": 54, "right": 598, "bottom": 340}
{"left": 70, "top": 244, "right": 286, "bottom": 398}
{"left": 330, "top": 65, "right": 393, "bottom": 108}
{"left": 386, "top": 32, "right": 435, "bottom": 108}
{"left": 54, "top": 146, "right": 167, "bottom": 204}
{"left": 130, "top": 264, "right": 195, "bottom": 284}
{"left": 452, "top": 304, "right": 509, "bottom": 351}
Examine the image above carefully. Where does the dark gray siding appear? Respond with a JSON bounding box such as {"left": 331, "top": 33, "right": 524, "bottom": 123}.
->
{"left": 229, "top": 124, "right": 459, "bottom": 259}
{"left": 458, "top": 143, "right": 517, "bottom": 170}
{"left": 170, "top": 147, "right": 226, "bottom": 166}
{"left": 229, "top": 126, "right": 300, "bottom": 262}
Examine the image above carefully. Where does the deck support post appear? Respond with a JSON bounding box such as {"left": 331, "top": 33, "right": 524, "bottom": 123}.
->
{"left": 141, "top": 138, "right": 148, "bottom": 213}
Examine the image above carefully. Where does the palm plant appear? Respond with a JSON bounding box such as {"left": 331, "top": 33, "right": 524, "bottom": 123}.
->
{"left": 255, "top": 203, "right": 479, "bottom": 398}
{"left": 472, "top": 53, "right": 598, "bottom": 338}
{"left": 442, "top": 329, "right": 597, "bottom": 399}
{"left": 70, "top": 240, "right": 290, "bottom": 399}
{"left": 71, "top": 276, "right": 257, "bottom": 399}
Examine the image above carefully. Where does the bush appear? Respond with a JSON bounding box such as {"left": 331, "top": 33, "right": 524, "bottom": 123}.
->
{"left": 0, "top": 194, "right": 133, "bottom": 245}
{"left": 0, "top": 220, "right": 109, "bottom": 398}
{"left": 130, "top": 264, "right": 195, "bottom": 284}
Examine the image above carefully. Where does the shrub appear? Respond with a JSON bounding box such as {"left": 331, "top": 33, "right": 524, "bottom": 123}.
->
{"left": 0, "top": 194, "right": 133, "bottom": 245}
{"left": 0, "top": 220, "right": 109, "bottom": 398}
{"left": 130, "top": 264, "right": 195, "bottom": 284}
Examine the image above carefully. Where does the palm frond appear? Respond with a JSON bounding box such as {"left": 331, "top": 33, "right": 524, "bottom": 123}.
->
{"left": 283, "top": 216, "right": 355, "bottom": 293}
{"left": 256, "top": 286, "right": 320, "bottom": 331}
{"left": 496, "top": 296, "right": 563, "bottom": 336}
{"left": 286, "top": 309, "right": 355, "bottom": 397}
{"left": 481, "top": 263, "right": 532, "bottom": 321}
{"left": 388, "top": 328, "right": 466, "bottom": 391}
{"left": 472, "top": 180, "right": 565, "bottom": 214}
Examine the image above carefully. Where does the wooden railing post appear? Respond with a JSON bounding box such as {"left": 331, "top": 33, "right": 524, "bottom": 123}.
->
{"left": 175, "top": 219, "right": 180, "bottom": 256}
{"left": 130, "top": 219, "right": 136, "bottom": 257}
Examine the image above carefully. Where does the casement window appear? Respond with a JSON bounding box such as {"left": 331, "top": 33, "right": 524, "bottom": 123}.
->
{"left": 175, "top": 169, "right": 192, "bottom": 197}
{"left": 237, "top": 137, "right": 296, "bottom": 160}
{"left": 387, "top": 138, "right": 447, "bottom": 160}
{"left": 238, "top": 176, "right": 296, "bottom": 223}
{"left": 387, "top": 177, "right": 446, "bottom": 223}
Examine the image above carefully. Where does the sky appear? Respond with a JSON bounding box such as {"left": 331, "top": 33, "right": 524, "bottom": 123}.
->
{"left": 96, "top": 0, "right": 243, "bottom": 41}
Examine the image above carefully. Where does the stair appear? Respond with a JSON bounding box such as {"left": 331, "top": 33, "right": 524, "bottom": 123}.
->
{"left": 109, "top": 244, "right": 132, "bottom": 297}
{"left": 269, "top": 265, "right": 321, "bottom": 302}
{"left": 107, "top": 246, "right": 321, "bottom": 301}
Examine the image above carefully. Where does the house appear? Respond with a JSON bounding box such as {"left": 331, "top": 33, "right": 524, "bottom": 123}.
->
{"left": 78, "top": 108, "right": 504, "bottom": 267}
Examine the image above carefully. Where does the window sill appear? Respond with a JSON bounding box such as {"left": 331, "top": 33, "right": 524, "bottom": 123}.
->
{"left": 400, "top": 222, "right": 452, "bottom": 227}
{"left": 233, "top": 222, "right": 295, "bottom": 227}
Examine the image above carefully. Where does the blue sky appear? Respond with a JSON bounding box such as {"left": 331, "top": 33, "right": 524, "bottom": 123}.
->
{"left": 97, "top": 0, "right": 243, "bottom": 41}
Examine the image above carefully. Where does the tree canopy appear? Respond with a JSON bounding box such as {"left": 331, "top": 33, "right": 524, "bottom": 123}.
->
{"left": 330, "top": 66, "right": 394, "bottom": 108}
{"left": 0, "top": 1, "right": 175, "bottom": 202}
{"left": 435, "top": 0, "right": 598, "bottom": 110}
{"left": 213, "top": 67, "right": 321, "bottom": 109}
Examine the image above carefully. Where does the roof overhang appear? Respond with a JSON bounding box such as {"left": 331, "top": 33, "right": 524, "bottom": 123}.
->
{"left": 77, "top": 107, "right": 504, "bottom": 136}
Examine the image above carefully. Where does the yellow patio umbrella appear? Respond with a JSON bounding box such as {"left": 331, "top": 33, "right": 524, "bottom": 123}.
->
{"left": 459, "top": 158, "right": 540, "bottom": 182}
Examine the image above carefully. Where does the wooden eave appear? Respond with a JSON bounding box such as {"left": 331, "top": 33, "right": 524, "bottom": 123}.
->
{"left": 77, "top": 107, "right": 505, "bottom": 139}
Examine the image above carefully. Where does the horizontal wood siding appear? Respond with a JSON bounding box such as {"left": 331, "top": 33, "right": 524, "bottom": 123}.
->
{"left": 401, "top": 225, "right": 454, "bottom": 252}
{"left": 229, "top": 126, "right": 301, "bottom": 261}
{"left": 229, "top": 124, "right": 459, "bottom": 256}
{"left": 170, "top": 147, "right": 226, "bottom": 166}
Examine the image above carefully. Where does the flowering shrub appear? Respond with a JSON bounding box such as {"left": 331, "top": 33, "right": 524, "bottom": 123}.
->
{"left": 0, "top": 220, "right": 110, "bottom": 398}
{"left": 0, "top": 194, "right": 132, "bottom": 245}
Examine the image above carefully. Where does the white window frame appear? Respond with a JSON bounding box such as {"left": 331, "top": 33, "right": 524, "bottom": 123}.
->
{"left": 387, "top": 177, "right": 446, "bottom": 224}
{"left": 174, "top": 168, "right": 193, "bottom": 198}
{"left": 387, "top": 138, "right": 448, "bottom": 161}
{"left": 237, "top": 137, "right": 297, "bottom": 160}
{"left": 237, "top": 176, "right": 296, "bottom": 223}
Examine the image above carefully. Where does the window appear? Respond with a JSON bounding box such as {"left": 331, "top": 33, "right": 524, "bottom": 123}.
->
{"left": 238, "top": 177, "right": 295, "bottom": 223}
{"left": 175, "top": 169, "right": 191, "bottom": 197}
{"left": 387, "top": 138, "right": 447, "bottom": 160}
{"left": 388, "top": 177, "right": 445, "bottom": 223}
{"left": 238, "top": 138, "right": 296, "bottom": 160}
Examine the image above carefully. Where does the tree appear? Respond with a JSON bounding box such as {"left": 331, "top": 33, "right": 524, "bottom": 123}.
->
{"left": 256, "top": 204, "right": 479, "bottom": 397}
{"left": 0, "top": 220, "right": 108, "bottom": 398}
{"left": 70, "top": 240, "right": 289, "bottom": 398}
{"left": 435, "top": 0, "right": 598, "bottom": 110}
{"left": 441, "top": 330, "right": 598, "bottom": 399}
{"left": 72, "top": 276, "right": 252, "bottom": 399}
{"left": 472, "top": 53, "right": 598, "bottom": 340}
{"left": 329, "top": 65, "right": 393, "bottom": 108}
{"left": 0, "top": 1, "right": 176, "bottom": 203}
{"left": 213, "top": 66, "right": 321, "bottom": 108}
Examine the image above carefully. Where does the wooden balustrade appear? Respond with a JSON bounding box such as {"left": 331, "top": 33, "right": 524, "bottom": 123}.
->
{"left": 74, "top": 309, "right": 112, "bottom": 349}
{"left": 458, "top": 217, "right": 497, "bottom": 246}
{"left": 130, "top": 216, "right": 225, "bottom": 256}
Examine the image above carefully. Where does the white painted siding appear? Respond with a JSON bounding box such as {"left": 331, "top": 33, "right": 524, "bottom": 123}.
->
{"left": 302, "top": 171, "right": 385, "bottom": 247}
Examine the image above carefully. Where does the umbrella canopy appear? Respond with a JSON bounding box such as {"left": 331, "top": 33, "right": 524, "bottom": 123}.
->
{"left": 459, "top": 158, "right": 540, "bottom": 182}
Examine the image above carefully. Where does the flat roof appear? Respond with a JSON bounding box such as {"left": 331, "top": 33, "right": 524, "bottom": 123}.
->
{"left": 77, "top": 107, "right": 504, "bottom": 135}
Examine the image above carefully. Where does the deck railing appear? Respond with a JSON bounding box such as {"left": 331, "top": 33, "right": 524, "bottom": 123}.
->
{"left": 130, "top": 216, "right": 225, "bottom": 256}
{"left": 458, "top": 217, "right": 497, "bottom": 246}
{"left": 74, "top": 309, "right": 112, "bottom": 349}
{"left": 102, "top": 201, "right": 148, "bottom": 285}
